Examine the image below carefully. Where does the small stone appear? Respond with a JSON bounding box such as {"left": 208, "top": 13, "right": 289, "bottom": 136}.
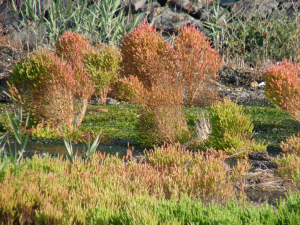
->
{"left": 250, "top": 81, "right": 258, "bottom": 88}
{"left": 106, "top": 98, "right": 118, "bottom": 105}
{"left": 249, "top": 151, "right": 273, "bottom": 161}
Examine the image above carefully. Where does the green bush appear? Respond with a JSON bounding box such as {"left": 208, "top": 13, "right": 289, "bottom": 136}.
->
{"left": 206, "top": 98, "right": 266, "bottom": 156}
{"left": 83, "top": 44, "right": 121, "bottom": 105}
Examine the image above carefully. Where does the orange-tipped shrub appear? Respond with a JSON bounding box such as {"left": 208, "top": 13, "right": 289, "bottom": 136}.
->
{"left": 121, "top": 75, "right": 187, "bottom": 145}
{"left": 280, "top": 134, "right": 300, "bottom": 156}
{"left": 175, "top": 25, "right": 222, "bottom": 105}
{"left": 9, "top": 50, "right": 77, "bottom": 129}
{"left": 120, "top": 22, "right": 188, "bottom": 144}
{"left": 55, "top": 31, "right": 91, "bottom": 60}
{"left": 9, "top": 31, "right": 96, "bottom": 131}
{"left": 119, "top": 21, "right": 178, "bottom": 89}
{"left": 9, "top": 51, "right": 94, "bottom": 131}
{"left": 275, "top": 153, "right": 300, "bottom": 186}
{"left": 264, "top": 59, "right": 300, "bottom": 121}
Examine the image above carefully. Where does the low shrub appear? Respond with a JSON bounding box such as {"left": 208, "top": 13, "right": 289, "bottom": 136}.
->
{"left": 264, "top": 59, "right": 300, "bottom": 122}
{"left": 83, "top": 44, "right": 121, "bottom": 105}
{"left": 0, "top": 143, "right": 252, "bottom": 223}
{"left": 206, "top": 98, "right": 267, "bottom": 156}
{"left": 275, "top": 135, "right": 300, "bottom": 187}
{"left": 145, "top": 144, "right": 194, "bottom": 170}
{"left": 275, "top": 153, "right": 300, "bottom": 187}
{"left": 280, "top": 134, "right": 300, "bottom": 156}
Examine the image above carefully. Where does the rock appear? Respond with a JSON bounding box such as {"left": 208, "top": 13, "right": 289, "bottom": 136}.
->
{"left": 122, "top": 0, "right": 147, "bottom": 13}
{"left": 148, "top": 6, "right": 207, "bottom": 36}
{"left": 168, "top": 0, "right": 204, "bottom": 19}
{"left": 257, "top": 82, "right": 265, "bottom": 89}
{"left": 106, "top": 98, "right": 118, "bottom": 105}
{"left": 249, "top": 151, "right": 273, "bottom": 161}
{"left": 250, "top": 81, "right": 258, "bottom": 88}
{"left": 230, "top": 0, "right": 278, "bottom": 19}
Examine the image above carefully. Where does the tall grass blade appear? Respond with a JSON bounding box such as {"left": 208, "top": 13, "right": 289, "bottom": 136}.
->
{"left": 6, "top": 111, "right": 21, "bottom": 144}
{"left": 64, "top": 139, "right": 73, "bottom": 163}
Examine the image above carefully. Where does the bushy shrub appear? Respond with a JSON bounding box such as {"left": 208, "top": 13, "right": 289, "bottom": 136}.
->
{"left": 119, "top": 22, "right": 178, "bottom": 89}
{"left": 55, "top": 31, "right": 91, "bottom": 60}
{"left": 174, "top": 25, "right": 222, "bottom": 105}
{"left": 9, "top": 32, "right": 95, "bottom": 132}
{"left": 275, "top": 134, "right": 300, "bottom": 187}
{"left": 122, "top": 75, "right": 188, "bottom": 145}
{"left": 9, "top": 50, "right": 76, "bottom": 130}
{"left": 120, "top": 23, "right": 188, "bottom": 145}
{"left": 206, "top": 98, "right": 266, "bottom": 156}
{"left": 280, "top": 134, "right": 300, "bottom": 156}
{"left": 264, "top": 59, "right": 300, "bottom": 122}
{"left": 275, "top": 153, "right": 300, "bottom": 187}
{"left": 55, "top": 32, "right": 94, "bottom": 128}
{"left": 83, "top": 44, "right": 121, "bottom": 105}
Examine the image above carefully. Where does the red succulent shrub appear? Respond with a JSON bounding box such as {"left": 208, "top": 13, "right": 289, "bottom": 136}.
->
{"left": 119, "top": 21, "right": 178, "bottom": 89}
{"left": 55, "top": 31, "right": 91, "bottom": 60}
{"left": 9, "top": 50, "right": 76, "bottom": 129}
{"left": 9, "top": 49, "right": 94, "bottom": 131}
{"left": 174, "top": 25, "right": 222, "bottom": 105}
{"left": 119, "top": 22, "right": 188, "bottom": 144}
{"left": 264, "top": 59, "right": 300, "bottom": 121}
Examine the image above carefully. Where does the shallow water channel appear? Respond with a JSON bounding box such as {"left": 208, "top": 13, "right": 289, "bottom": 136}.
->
{"left": 4, "top": 141, "right": 146, "bottom": 159}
